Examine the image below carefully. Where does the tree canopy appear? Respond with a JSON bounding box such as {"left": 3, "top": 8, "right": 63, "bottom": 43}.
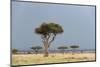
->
{"left": 31, "top": 46, "right": 42, "bottom": 50}
{"left": 70, "top": 45, "right": 79, "bottom": 49}
{"left": 12, "top": 48, "right": 18, "bottom": 54}
{"left": 58, "top": 46, "right": 68, "bottom": 54}
{"left": 35, "top": 22, "right": 63, "bottom": 35}
{"left": 58, "top": 46, "right": 68, "bottom": 49}
{"left": 31, "top": 46, "right": 42, "bottom": 54}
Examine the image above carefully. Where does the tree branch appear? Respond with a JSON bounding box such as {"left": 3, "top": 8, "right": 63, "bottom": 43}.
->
{"left": 48, "top": 34, "right": 56, "bottom": 47}
{"left": 47, "top": 33, "right": 51, "bottom": 40}
{"left": 41, "top": 35, "right": 46, "bottom": 43}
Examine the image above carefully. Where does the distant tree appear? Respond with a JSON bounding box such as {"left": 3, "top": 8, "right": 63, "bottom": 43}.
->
{"left": 70, "top": 45, "right": 79, "bottom": 54}
{"left": 35, "top": 22, "right": 63, "bottom": 57}
{"left": 31, "top": 46, "right": 42, "bottom": 54}
{"left": 27, "top": 51, "right": 31, "bottom": 54}
{"left": 12, "top": 48, "right": 18, "bottom": 54}
{"left": 58, "top": 46, "right": 68, "bottom": 54}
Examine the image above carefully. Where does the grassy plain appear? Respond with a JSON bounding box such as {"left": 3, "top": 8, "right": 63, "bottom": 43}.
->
{"left": 12, "top": 53, "right": 95, "bottom": 65}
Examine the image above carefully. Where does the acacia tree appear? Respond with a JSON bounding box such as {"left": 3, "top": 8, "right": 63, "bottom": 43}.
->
{"left": 12, "top": 48, "right": 18, "bottom": 54}
{"left": 35, "top": 22, "right": 63, "bottom": 57}
{"left": 31, "top": 46, "right": 42, "bottom": 54}
{"left": 70, "top": 45, "right": 79, "bottom": 55}
{"left": 58, "top": 46, "right": 68, "bottom": 54}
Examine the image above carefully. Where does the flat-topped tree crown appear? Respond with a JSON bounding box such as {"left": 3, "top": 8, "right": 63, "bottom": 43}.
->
{"left": 12, "top": 48, "right": 18, "bottom": 54}
{"left": 31, "top": 46, "right": 42, "bottom": 50}
{"left": 70, "top": 45, "right": 79, "bottom": 49}
{"left": 58, "top": 46, "right": 68, "bottom": 54}
{"left": 35, "top": 22, "right": 63, "bottom": 57}
{"left": 35, "top": 22, "right": 63, "bottom": 35}
{"left": 58, "top": 46, "right": 68, "bottom": 49}
{"left": 31, "top": 46, "right": 42, "bottom": 54}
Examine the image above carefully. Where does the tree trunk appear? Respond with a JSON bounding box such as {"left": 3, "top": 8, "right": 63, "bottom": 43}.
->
{"left": 44, "top": 48, "right": 48, "bottom": 57}
{"left": 36, "top": 51, "right": 38, "bottom": 55}
{"left": 44, "top": 41, "right": 49, "bottom": 57}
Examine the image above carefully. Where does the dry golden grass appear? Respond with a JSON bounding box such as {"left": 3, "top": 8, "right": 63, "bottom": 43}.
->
{"left": 12, "top": 53, "right": 95, "bottom": 65}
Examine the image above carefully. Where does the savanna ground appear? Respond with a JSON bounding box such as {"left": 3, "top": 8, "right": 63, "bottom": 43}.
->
{"left": 12, "top": 52, "right": 95, "bottom": 66}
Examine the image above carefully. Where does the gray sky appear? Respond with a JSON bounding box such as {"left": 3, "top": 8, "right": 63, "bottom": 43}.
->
{"left": 12, "top": 1, "right": 95, "bottom": 50}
